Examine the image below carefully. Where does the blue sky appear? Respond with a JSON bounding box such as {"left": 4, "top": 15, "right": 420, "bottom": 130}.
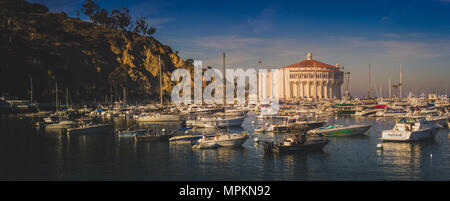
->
{"left": 30, "top": 0, "right": 450, "bottom": 97}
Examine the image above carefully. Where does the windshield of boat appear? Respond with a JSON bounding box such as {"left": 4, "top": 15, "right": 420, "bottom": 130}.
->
{"left": 397, "top": 118, "right": 418, "bottom": 124}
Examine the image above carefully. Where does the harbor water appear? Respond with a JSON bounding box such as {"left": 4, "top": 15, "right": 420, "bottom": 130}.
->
{"left": 0, "top": 113, "right": 448, "bottom": 181}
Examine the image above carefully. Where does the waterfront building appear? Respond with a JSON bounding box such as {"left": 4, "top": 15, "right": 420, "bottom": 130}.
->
{"left": 258, "top": 52, "right": 344, "bottom": 101}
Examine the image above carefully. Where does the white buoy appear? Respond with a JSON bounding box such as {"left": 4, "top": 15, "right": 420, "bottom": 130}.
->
{"left": 254, "top": 137, "right": 259, "bottom": 143}
{"left": 185, "top": 130, "right": 189, "bottom": 134}
{"left": 430, "top": 154, "right": 432, "bottom": 158}
{"left": 251, "top": 121, "right": 255, "bottom": 125}
{"left": 377, "top": 143, "right": 383, "bottom": 150}
{"left": 162, "top": 128, "right": 166, "bottom": 132}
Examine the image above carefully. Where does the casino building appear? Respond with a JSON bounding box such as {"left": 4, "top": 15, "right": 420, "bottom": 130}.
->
{"left": 258, "top": 52, "right": 344, "bottom": 101}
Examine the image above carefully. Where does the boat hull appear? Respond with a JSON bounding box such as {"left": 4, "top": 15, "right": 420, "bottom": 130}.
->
{"left": 137, "top": 114, "right": 180, "bottom": 122}
{"left": 169, "top": 134, "right": 214, "bottom": 144}
{"left": 214, "top": 116, "right": 246, "bottom": 128}
{"left": 262, "top": 139, "right": 329, "bottom": 153}
{"left": 193, "top": 134, "right": 249, "bottom": 149}
{"left": 134, "top": 134, "right": 173, "bottom": 141}
{"left": 117, "top": 129, "right": 149, "bottom": 137}
{"left": 309, "top": 125, "right": 371, "bottom": 137}
{"left": 67, "top": 124, "right": 112, "bottom": 135}
{"left": 380, "top": 127, "right": 440, "bottom": 141}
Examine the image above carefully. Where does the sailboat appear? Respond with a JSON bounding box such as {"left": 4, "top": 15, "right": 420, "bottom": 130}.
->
{"left": 136, "top": 55, "right": 180, "bottom": 123}
{"left": 211, "top": 52, "right": 246, "bottom": 128}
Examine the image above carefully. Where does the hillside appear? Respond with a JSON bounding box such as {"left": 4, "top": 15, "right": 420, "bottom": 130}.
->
{"left": 0, "top": 0, "right": 190, "bottom": 104}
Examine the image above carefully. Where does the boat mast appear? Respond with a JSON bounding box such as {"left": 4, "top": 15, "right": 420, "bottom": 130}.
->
{"left": 30, "top": 77, "right": 33, "bottom": 104}
{"left": 380, "top": 86, "right": 382, "bottom": 100}
{"left": 314, "top": 63, "right": 316, "bottom": 101}
{"left": 159, "top": 55, "right": 163, "bottom": 107}
{"left": 368, "top": 63, "right": 371, "bottom": 98}
{"left": 388, "top": 79, "right": 391, "bottom": 99}
{"left": 66, "top": 88, "right": 69, "bottom": 109}
{"left": 55, "top": 82, "right": 58, "bottom": 111}
{"left": 222, "top": 52, "right": 226, "bottom": 109}
{"left": 399, "top": 64, "right": 403, "bottom": 99}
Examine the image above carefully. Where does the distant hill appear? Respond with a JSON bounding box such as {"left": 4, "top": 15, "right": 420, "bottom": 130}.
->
{"left": 0, "top": 0, "right": 190, "bottom": 104}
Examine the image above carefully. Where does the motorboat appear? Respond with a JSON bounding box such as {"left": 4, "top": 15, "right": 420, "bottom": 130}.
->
{"left": 134, "top": 132, "right": 174, "bottom": 141}
{"left": 375, "top": 108, "right": 407, "bottom": 117}
{"left": 186, "top": 116, "right": 215, "bottom": 128}
{"left": 335, "top": 104, "right": 357, "bottom": 115}
{"left": 67, "top": 123, "right": 112, "bottom": 135}
{"left": 308, "top": 124, "right": 372, "bottom": 137}
{"left": 380, "top": 117, "right": 441, "bottom": 141}
{"left": 267, "top": 116, "right": 325, "bottom": 133}
{"left": 355, "top": 109, "right": 378, "bottom": 116}
{"left": 169, "top": 133, "right": 215, "bottom": 144}
{"left": 45, "top": 119, "right": 80, "bottom": 129}
{"left": 116, "top": 128, "right": 153, "bottom": 137}
{"left": 261, "top": 134, "right": 329, "bottom": 153}
{"left": 192, "top": 132, "right": 249, "bottom": 149}
{"left": 136, "top": 113, "right": 180, "bottom": 122}
{"left": 213, "top": 116, "right": 246, "bottom": 128}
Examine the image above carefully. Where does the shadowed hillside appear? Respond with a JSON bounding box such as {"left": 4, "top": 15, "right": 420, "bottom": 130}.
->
{"left": 0, "top": 0, "right": 192, "bottom": 104}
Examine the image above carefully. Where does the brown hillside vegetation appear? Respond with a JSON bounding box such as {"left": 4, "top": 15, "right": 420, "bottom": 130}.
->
{"left": 0, "top": 0, "right": 191, "bottom": 103}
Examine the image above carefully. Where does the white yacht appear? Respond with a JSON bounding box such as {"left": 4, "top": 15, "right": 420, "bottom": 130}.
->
{"left": 380, "top": 117, "right": 441, "bottom": 141}
{"left": 375, "top": 107, "right": 407, "bottom": 117}
{"left": 136, "top": 113, "right": 180, "bottom": 122}
{"left": 213, "top": 115, "right": 246, "bottom": 128}
{"left": 186, "top": 116, "right": 215, "bottom": 128}
{"left": 67, "top": 123, "right": 112, "bottom": 135}
{"left": 45, "top": 119, "right": 80, "bottom": 129}
{"left": 192, "top": 133, "right": 249, "bottom": 149}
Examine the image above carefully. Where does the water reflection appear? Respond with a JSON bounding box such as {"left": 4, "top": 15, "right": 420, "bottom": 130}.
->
{"left": 1, "top": 113, "right": 449, "bottom": 180}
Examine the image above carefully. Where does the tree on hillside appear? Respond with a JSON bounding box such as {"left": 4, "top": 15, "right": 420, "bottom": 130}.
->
{"left": 81, "top": 0, "right": 99, "bottom": 22}
{"left": 92, "top": 8, "right": 109, "bottom": 27}
{"left": 110, "top": 8, "right": 131, "bottom": 30}
{"left": 133, "top": 17, "right": 156, "bottom": 36}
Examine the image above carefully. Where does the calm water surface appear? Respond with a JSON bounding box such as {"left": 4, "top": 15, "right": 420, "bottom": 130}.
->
{"left": 0, "top": 113, "right": 448, "bottom": 180}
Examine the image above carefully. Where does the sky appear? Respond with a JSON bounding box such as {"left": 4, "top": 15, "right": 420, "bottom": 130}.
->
{"left": 29, "top": 0, "right": 450, "bottom": 97}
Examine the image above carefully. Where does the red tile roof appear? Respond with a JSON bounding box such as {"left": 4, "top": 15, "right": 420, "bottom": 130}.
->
{"left": 283, "top": 59, "right": 336, "bottom": 69}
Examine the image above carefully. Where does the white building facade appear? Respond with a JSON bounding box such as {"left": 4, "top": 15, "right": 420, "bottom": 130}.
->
{"left": 258, "top": 52, "right": 344, "bottom": 101}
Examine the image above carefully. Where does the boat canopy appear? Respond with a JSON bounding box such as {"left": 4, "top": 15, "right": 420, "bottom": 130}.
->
{"left": 396, "top": 117, "right": 426, "bottom": 124}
